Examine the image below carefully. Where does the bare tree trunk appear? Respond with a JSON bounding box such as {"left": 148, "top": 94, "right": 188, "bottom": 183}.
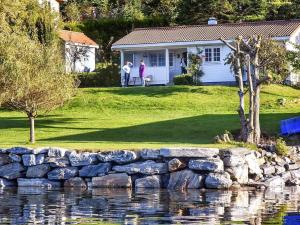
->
{"left": 29, "top": 115, "right": 35, "bottom": 143}
{"left": 246, "top": 55, "right": 255, "bottom": 143}
{"left": 253, "top": 43, "right": 261, "bottom": 144}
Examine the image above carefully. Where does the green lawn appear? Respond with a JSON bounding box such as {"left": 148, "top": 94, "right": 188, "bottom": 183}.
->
{"left": 0, "top": 85, "right": 299, "bottom": 150}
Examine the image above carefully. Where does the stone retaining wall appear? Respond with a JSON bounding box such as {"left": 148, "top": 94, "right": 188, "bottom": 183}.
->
{"left": 0, "top": 146, "right": 299, "bottom": 190}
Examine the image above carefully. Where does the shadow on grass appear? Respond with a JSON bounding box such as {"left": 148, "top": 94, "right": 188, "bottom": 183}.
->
{"left": 39, "top": 113, "right": 299, "bottom": 145}
{"left": 84, "top": 86, "right": 212, "bottom": 97}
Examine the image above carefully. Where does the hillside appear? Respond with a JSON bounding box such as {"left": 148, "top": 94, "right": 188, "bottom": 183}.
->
{"left": 0, "top": 85, "right": 299, "bottom": 150}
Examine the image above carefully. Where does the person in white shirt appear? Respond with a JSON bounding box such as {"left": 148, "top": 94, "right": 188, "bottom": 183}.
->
{"left": 122, "top": 61, "right": 133, "bottom": 87}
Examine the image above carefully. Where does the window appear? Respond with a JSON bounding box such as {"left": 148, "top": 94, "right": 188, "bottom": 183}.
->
{"left": 213, "top": 48, "right": 221, "bottom": 61}
{"left": 150, "top": 54, "right": 157, "bottom": 67}
{"left": 158, "top": 53, "right": 165, "bottom": 66}
{"left": 205, "top": 48, "right": 221, "bottom": 62}
{"left": 169, "top": 53, "right": 174, "bottom": 67}
{"left": 124, "top": 52, "right": 134, "bottom": 64}
{"left": 205, "top": 48, "right": 212, "bottom": 62}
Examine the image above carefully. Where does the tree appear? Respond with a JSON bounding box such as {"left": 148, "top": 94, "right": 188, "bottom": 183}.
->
{"left": 187, "top": 48, "right": 204, "bottom": 85}
{"left": 220, "top": 36, "right": 287, "bottom": 144}
{"left": 0, "top": 0, "right": 78, "bottom": 143}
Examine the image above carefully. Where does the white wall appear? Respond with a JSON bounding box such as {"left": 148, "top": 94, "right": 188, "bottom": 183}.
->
{"left": 64, "top": 43, "right": 97, "bottom": 73}
{"left": 287, "top": 29, "right": 300, "bottom": 85}
{"left": 38, "top": 0, "right": 60, "bottom": 12}
{"left": 188, "top": 45, "right": 235, "bottom": 83}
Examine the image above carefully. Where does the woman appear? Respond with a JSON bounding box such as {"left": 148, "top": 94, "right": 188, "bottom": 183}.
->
{"left": 139, "top": 60, "right": 146, "bottom": 87}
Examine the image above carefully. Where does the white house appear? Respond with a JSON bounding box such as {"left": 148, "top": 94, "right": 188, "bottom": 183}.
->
{"left": 112, "top": 19, "right": 300, "bottom": 86}
{"left": 38, "top": 0, "right": 64, "bottom": 12}
{"left": 59, "top": 30, "right": 99, "bottom": 73}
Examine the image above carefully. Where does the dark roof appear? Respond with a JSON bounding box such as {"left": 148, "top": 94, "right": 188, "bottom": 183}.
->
{"left": 59, "top": 30, "right": 99, "bottom": 47}
{"left": 112, "top": 20, "right": 300, "bottom": 47}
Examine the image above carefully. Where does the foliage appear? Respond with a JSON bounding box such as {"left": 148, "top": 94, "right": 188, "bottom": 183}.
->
{"left": 275, "top": 137, "right": 289, "bottom": 156}
{"left": 173, "top": 74, "right": 194, "bottom": 85}
{"left": 262, "top": 205, "right": 287, "bottom": 225}
{"left": 64, "top": 2, "right": 82, "bottom": 22}
{"left": 188, "top": 48, "right": 204, "bottom": 85}
{"left": 287, "top": 43, "right": 300, "bottom": 72}
{"left": 77, "top": 63, "right": 120, "bottom": 87}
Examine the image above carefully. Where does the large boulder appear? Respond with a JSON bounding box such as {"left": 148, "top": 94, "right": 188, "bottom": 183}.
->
{"left": 98, "top": 150, "right": 139, "bottom": 164}
{"left": 168, "top": 158, "right": 186, "bottom": 172}
{"left": 140, "top": 149, "right": 161, "bottom": 160}
{"left": 26, "top": 164, "right": 51, "bottom": 178}
{"left": 167, "top": 169, "right": 204, "bottom": 190}
{"left": 68, "top": 151, "right": 98, "bottom": 167}
{"left": 112, "top": 160, "right": 168, "bottom": 175}
{"left": 22, "top": 154, "right": 36, "bottom": 166}
{"left": 47, "top": 167, "right": 78, "bottom": 180}
{"left": 18, "top": 178, "right": 61, "bottom": 188}
{"left": 47, "top": 147, "right": 68, "bottom": 158}
{"left": 160, "top": 147, "right": 219, "bottom": 158}
{"left": 8, "top": 153, "right": 22, "bottom": 163}
{"left": 264, "top": 176, "right": 284, "bottom": 188}
{"left": 7, "top": 147, "right": 33, "bottom": 155}
{"left": 79, "top": 163, "right": 111, "bottom": 177}
{"left": 205, "top": 172, "right": 232, "bottom": 189}
{"left": 0, "top": 178, "right": 16, "bottom": 187}
{"left": 220, "top": 147, "right": 250, "bottom": 157}
{"left": 226, "top": 164, "right": 248, "bottom": 184}
{"left": 0, "top": 163, "right": 25, "bottom": 179}
{"left": 0, "top": 153, "right": 12, "bottom": 166}
{"left": 45, "top": 157, "right": 70, "bottom": 168}
{"left": 135, "top": 175, "right": 161, "bottom": 188}
{"left": 64, "top": 177, "right": 87, "bottom": 189}
{"left": 35, "top": 154, "right": 45, "bottom": 165}
{"left": 92, "top": 173, "right": 132, "bottom": 188}
{"left": 245, "top": 153, "right": 262, "bottom": 176}
{"left": 188, "top": 158, "right": 223, "bottom": 172}
{"left": 261, "top": 165, "right": 275, "bottom": 176}
{"left": 222, "top": 155, "right": 246, "bottom": 167}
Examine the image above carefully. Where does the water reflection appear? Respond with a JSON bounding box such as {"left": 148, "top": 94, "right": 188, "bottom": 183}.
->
{"left": 0, "top": 187, "right": 300, "bottom": 224}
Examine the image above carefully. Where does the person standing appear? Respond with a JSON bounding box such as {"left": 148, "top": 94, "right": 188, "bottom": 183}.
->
{"left": 122, "top": 61, "right": 132, "bottom": 87}
{"left": 180, "top": 55, "right": 187, "bottom": 74}
{"left": 139, "top": 60, "right": 146, "bottom": 87}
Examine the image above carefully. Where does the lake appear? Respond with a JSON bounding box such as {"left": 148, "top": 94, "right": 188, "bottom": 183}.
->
{"left": 0, "top": 187, "right": 300, "bottom": 224}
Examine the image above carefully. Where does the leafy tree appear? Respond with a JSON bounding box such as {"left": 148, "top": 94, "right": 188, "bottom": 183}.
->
{"left": 0, "top": 0, "right": 78, "bottom": 143}
{"left": 64, "top": 2, "right": 82, "bottom": 22}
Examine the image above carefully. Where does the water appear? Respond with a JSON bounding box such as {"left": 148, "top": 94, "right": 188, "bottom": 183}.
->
{"left": 0, "top": 187, "right": 300, "bottom": 225}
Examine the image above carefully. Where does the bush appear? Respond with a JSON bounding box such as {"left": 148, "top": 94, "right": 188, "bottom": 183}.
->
{"left": 77, "top": 63, "right": 120, "bottom": 87}
{"left": 275, "top": 137, "right": 289, "bottom": 156}
{"left": 173, "top": 74, "right": 194, "bottom": 85}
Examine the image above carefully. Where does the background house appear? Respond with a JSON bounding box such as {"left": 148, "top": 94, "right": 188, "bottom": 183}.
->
{"left": 59, "top": 30, "right": 99, "bottom": 73}
{"left": 112, "top": 19, "right": 300, "bottom": 86}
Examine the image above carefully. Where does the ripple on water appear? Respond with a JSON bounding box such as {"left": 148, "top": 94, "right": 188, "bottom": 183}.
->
{"left": 0, "top": 187, "right": 299, "bottom": 224}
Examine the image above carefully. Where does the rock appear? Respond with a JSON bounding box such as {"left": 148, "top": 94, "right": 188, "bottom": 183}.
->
{"left": 0, "top": 153, "right": 12, "bottom": 166}
{"left": 160, "top": 147, "right": 219, "bottom": 158}
{"left": 261, "top": 165, "right": 275, "bottom": 176}
{"left": 264, "top": 176, "right": 284, "bottom": 188}
{"left": 68, "top": 151, "right": 98, "bottom": 167}
{"left": 98, "top": 150, "right": 139, "bottom": 164}
{"left": 7, "top": 147, "right": 33, "bottom": 155}
{"left": 205, "top": 172, "right": 232, "bottom": 189}
{"left": 281, "top": 171, "right": 292, "bottom": 182}
{"left": 92, "top": 173, "right": 132, "bottom": 188}
{"left": 168, "top": 158, "right": 186, "bottom": 172}
{"left": 188, "top": 158, "right": 223, "bottom": 172}
{"left": 220, "top": 148, "right": 250, "bottom": 157}
{"left": 48, "top": 167, "right": 78, "bottom": 180}
{"left": 8, "top": 153, "right": 22, "bottom": 162}
{"left": 226, "top": 164, "right": 248, "bottom": 184}
{"left": 32, "top": 147, "right": 49, "bottom": 155}
{"left": 45, "top": 157, "right": 70, "bottom": 168}
{"left": 275, "top": 166, "right": 285, "bottom": 175}
{"left": 167, "top": 169, "right": 204, "bottom": 190}
{"left": 26, "top": 164, "right": 51, "bottom": 178}
{"left": 285, "top": 163, "right": 300, "bottom": 170}
{"left": 290, "top": 169, "right": 300, "bottom": 179}
{"left": 0, "top": 178, "right": 16, "bottom": 187}
{"left": 36, "top": 154, "right": 45, "bottom": 165}
{"left": 245, "top": 153, "right": 262, "bottom": 176}
{"left": 140, "top": 149, "right": 161, "bottom": 159}
{"left": 22, "top": 154, "right": 36, "bottom": 166}
{"left": 0, "top": 163, "right": 25, "bottom": 179}
{"left": 47, "top": 147, "right": 68, "bottom": 158}
{"left": 135, "top": 175, "right": 161, "bottom": 188}
{"left": 113, "top": 160, "right": 168, "bottom": 175}
{"left": 222, "top": 155, "right": 246, "bottom": 167}
{"left": 257, "top": 157, "right": 266, "bottom": 166}
{"left": 64, "top": 177, "right": 87, "bottom": 189}
{"left": 286, "top": 178, "right": 300, "bottom": 186}
{"left": 17, "top": 178, "right": 61, "bottom": 188}
{"left": 79, "top": 163, "right": 111, "bottom": 177}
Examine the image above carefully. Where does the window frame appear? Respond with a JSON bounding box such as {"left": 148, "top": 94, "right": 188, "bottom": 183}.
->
{"left": 169, "top": 52, "right": 174, "bottom": 67}
{"left": 204, "top": 47, "right": 221, "bottom": 63}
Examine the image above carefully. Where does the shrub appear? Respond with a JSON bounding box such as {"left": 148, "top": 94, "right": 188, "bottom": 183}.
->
{"left": 173, "top": 74, "right": 194, "bottom": 85}
{"left": 77, "top": 63, "right": 120, "bottom": 87}
{"left": 275, "top": 137, "right": 289, "bottom": 156}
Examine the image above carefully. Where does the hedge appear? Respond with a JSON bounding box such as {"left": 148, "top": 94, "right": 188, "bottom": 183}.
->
{"left": 173, "top": 74, "right": 194, "bottom": 85}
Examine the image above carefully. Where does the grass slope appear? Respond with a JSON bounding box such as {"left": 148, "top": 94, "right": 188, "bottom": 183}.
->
{"left": 0, "top": 85, "right": 299, "bottom": 150}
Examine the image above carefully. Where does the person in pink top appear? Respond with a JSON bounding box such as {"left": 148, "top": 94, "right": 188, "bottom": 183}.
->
{"left": 139, "top": 60, "right": 146, "bottom": 87}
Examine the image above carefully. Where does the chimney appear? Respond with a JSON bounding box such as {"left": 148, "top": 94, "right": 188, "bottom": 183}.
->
{"left": 208, "top": 17, "right": 217, "bottom": 25}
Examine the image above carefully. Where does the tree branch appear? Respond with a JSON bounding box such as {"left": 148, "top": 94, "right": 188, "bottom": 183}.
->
{"left": 257, "top": 74, "right": 272, "bottom": 86}
{"left": 219, "top": 38, "right": 237, "bottom": 52}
